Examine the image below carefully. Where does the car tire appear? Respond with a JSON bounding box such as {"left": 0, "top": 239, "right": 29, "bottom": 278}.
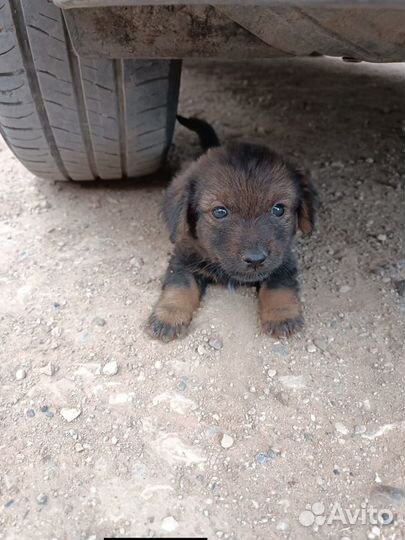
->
{"left": 0, "top": 0, "right": 181, "bottom": 180}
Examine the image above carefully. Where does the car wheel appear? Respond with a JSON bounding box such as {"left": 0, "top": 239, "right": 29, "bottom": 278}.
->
{"left": 0, "top": 0, "right": 181, "bottom": 180}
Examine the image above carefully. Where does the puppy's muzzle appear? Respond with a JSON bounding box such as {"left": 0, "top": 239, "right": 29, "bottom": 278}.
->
{"left": 242, "top": 248, "right": 268, "bottom": 269}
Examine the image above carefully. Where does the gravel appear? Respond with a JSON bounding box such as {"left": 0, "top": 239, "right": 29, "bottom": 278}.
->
{"left": 220, "top": 434, "right": 234, "bottom": 449}
{"left": 36, "top": 494, "right": 48, "bottom": 505}
{"left": 102, "top": 360, "right": 119, "bottom": 376}
{"left": 209, "top": 336, "right": 223, "bottom": 350}
{"left": 161, "top": 516, "right": 179, "bottom": 532}
{"left": 92, "top": 317, "right": 106, "bottom": 327}
{"left": 15, "top": 369, "right": 26, "bottom": 381}
{"left": 335, "top": 422, "right": 350, "bottom": 435}
{"left": 394, "top": 279, "right": 405, "bottom": 297}
{"left": 60, "top": 408, "right": 82, "bottom": 423}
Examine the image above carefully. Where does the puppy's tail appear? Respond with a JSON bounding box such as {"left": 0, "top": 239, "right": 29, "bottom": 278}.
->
{"left": 177, "top": 115, "right": 220, "bottom": 151}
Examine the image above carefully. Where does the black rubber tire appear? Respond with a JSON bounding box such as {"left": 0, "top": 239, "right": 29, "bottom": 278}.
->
{"left": 0, "top": 0, "right": 181, "bottom": 180}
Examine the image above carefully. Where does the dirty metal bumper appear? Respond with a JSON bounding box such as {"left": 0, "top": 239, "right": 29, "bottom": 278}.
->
{"left": 60, "top": 2, "right": 405, "bottom": 62}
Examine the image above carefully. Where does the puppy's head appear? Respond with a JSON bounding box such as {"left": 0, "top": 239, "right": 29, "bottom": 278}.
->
{"left": 164, "top": 143, "right": 318, "bottom": 282}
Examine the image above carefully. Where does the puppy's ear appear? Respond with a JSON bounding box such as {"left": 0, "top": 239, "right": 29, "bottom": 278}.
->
{"left": 296, "top": 170, "right": 319, "bottom": 236}
{"left": 163, "top": 171, "right": 198, "bottom": 243}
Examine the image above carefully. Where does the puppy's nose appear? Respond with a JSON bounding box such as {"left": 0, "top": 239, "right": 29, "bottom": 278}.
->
{"left": 242, "top": 248, "right": 268, "bottom": 266}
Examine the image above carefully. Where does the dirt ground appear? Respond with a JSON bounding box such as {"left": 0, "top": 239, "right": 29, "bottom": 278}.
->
{"left": 0, "top": 57, "right": 404, "bottom": 540}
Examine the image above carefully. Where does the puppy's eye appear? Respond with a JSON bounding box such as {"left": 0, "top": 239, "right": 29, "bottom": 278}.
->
{"left": 271, "top": 203, "right": 285, "bottom": 217}
{"left": 212, "top": 206, "right": 229, "bottom": 219}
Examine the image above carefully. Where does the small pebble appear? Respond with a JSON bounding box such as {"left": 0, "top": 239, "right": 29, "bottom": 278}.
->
{"left": 267, "top": 448, "right": 279, "bottom": 459}
{"left": 15, "top": 369, "right": 27, "bottom": 381}
{"left": 111, "top": 436, "right": 118, "bottom": 445}
{"left": 36, "top": 494, "right": 48, "bottom": 505}
{"left": 102, "top": 361, "right": 118, "bottom": 376}
{"left": 39, "top": 363, "right": 55, "bottom": 376}
{"left": 208, "top": 336, "right": 223, "bottom": 350}
{"left": 26, "top": 409, "right": 35, "bottom": 418}
{"left": 60, "top": 408, "right": 81, "bottom": 423}
{"left": 197, "top": 344, "right": 207, "bottom": 355}
{"left": 50, "top": 326, "right": 62, "bottom": 337}
{"left": 363, "top": 398, "right": 372, "bottom": 410}
{"left": 40, "top": 405, "right": 49, "bottom": 413}
{"left": 365, "top": 157, "right": 374, "bottom": 164}
{"left": 75, "top": 443, "right": 85, "bottom": 453}
{"left": 354, "top": 424, "right": 367, "bottom": 435}
{"left": 394, "top": 279, "right": 405, "bottom": 297}
{"left": 267, "top": 369, "right": 277, "bottom": 378}
{"left": 161, "top": 516, "right": 178, "bottom": 532}
{"left": 130, "top": 256, "right": 143, "bottom": 268}
{"left": 220, "top": 434, "right": 234, "bottom": 449}
{"left": 4, "top": 499, "right": 14, "bottom": 508}
{"left": 313, "top": 337, "right": 328, "bottom": 351}
{"left": 335, "top": 422, "right": 349, "bottom": 435}
{"left": 92, "top": 317, "right": 106, "bottom": 327}
{"left": 377, "top": 234, "right": 387, "bottom": 242}
{"left": 255, "top": 450, "right": 278, "bottom": 465}
{"left": 339, "top": 285, "right": 351, "bottom": 294}
{"left": 307, "top": 343, "right": 317, "bottom": 353}
{"left": 276, "top": 520, "right": 289, "bottom": 531}
{"left": 177, "top": 379, "right": 187, "bottom": 391}
{"left": 275, "top": 391, "right": 289, "bottom": 406}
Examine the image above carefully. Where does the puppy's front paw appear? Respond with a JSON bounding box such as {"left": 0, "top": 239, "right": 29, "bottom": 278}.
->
{"left": 262, "top": 314, "right": 304, "bottom": 338}
{"left": 148, "top": 284, "right": 200, "bottom": 342}
{"left": 259, "top": 286, "right": 303, "bottom": 339}
{"left": 148, "top": 308, "right": 191, "bottom": 342}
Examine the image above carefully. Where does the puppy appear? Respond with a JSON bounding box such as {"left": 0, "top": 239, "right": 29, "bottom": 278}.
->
{"left": 148, "top": 116, "right": 318, "bottom": 342}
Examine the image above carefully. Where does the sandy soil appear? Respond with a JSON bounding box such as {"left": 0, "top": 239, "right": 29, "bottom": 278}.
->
{"left": 0, "top": 58, "right": 404, "bottom": 540}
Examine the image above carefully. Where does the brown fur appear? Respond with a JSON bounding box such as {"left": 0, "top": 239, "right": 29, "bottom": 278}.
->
{"left": 148, "top": 281, "right": 200, "bottom": 342}
{"left": 258, "top": 285, "right": 303, "bottom": 338}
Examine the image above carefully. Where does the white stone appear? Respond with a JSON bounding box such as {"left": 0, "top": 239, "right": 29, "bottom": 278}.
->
{"left": 339, "top": 285, "right": 352, "bottom": 294}
{"left": 220, "top": 434, "right": 234, "bottom": 449}
{"left": 60, "top": 408, "right": 81, "bottom": 422}
{"left": 15, "top": 369, "right": 27, "bottom": 381}
{"left": 335, "top": 422, "right": 350, "bottom": 435}
{"left": 161, "top": 516, "right": 178, "bottom": 532}
{"left": 102, "top": 360, "right": 118, "bottom": 376}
